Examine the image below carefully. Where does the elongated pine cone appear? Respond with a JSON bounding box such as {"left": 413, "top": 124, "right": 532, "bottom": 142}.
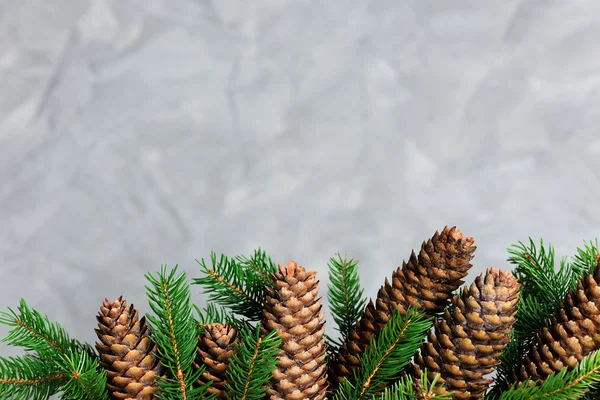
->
{"left": 332, "top": 226, "right": 476, "bottom": 384}
{"left": 512, "top": 261, "right": 600, "bottom": 383}
{"left": 95, "top": 296, "right": 165, "bottom": 400}
{"left": 262, "top": 261, "right": 328, "bottom": 400}
{"left": 193, "top": 322, "right": 239, "bottom": 398}
{"left": 412, "top": 268, "right": 520, "bottom": 400}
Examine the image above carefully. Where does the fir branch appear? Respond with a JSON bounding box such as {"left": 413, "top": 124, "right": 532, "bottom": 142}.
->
{"left": 224, "top": 323, "right": 281, "bottom": 400}
{"left": 0, "top": 299, "right": 77, "bottom": 358}
{"left": 490, "top": 239, "right": 600, "bottom": 398}
{"left": 417, "top": 370, "right": 452, "bottom": 400}
{"left": 0, "top": 354, "right": 65, "bottom": 399}
{"left": 335, "top": 307, "right": 432, "bottom": 400}
{"left": 145, "top": 265, "right": 210, "bottom": 400}
{"left": 234, "top": 248, "right": 277, "bottom": 287}
{"left": 0, "top": 299, "right": 109, "bottom": 400}
{"left": 508, "top": 238, "right": 563, "bottom": 306}
{"left": 193, "top": 252, "right": 268, "bottom": 321}
{"left": 59, "top": 349, "right": 110, "bottom": 400}
{"left": 369, "top": 370, "right": 451, "bottom": 400}
{"left": 371, "top": 376, "right": 418, "bottom": 400}
{"left": 194, "top": 303, "right": 253, "bottom": 335}
{"left": 569, "top": 239, "right": 600, "bottom": 282}
{"left": 327, "top": 253, "right": 367, "bottom": 359}
{"left": 497, "top": 349, "right": 600, "bottom": 400}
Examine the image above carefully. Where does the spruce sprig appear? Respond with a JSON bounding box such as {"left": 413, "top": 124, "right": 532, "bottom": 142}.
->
{"left": 371, "top": 369, "right": 451, "bottom": 400}
{"left": 145, "top": 265, "right": 212, "bottom": 400}
{"left": 335, "top": 307, "right": 433, "bottom": 400}
{"left": 224, "top": 323, "right": 281, "bottom": 400}
{"left": 194, "top": 252, "right": 272, "bottom": 321}
{"left": 497, "top": 349, "right": 600, "bottom": 400}
{"left": 327, "top": 253, "right": 368, "bottom": 358}
{"left": 0, "top": 299, "right": 109, "bottom": 400}
{"left": 0, "top": 354, "right": 65, "bottom": 399}
{"left": 570, "top": 239, "right": 600, "bottom": 279}
{"left": 489, "top": 239, "right": 600, "bottom": 399}
{"left": 235, "top": 248, "right": 277, "bottom": 287}
{"left": 195, "top": 303, "right": 252, "bottom": 334}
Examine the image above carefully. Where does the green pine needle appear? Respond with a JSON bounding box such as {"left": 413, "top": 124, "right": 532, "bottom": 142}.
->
{"left": 570, "top": 239, "right": 600, "bottom": 281}
{"left": 145, "top": 265, "right": 210, "bottom": 400}
{"left": 327, "top": 254, "right": 368, "bottom": 353}
{"left": 489, "top": 238, "right": 600, "bottom": 399}
{"left": 234, "top": 248, "right": 277, "bottom": 287}
{"left": 193, "top": 252, "right": 272, "bottom": 321}
{"left": 369, "top": 369, "right": 451, "bottom": 400}
{"left": 335, "top": 306, "right": 433, "bottom": 400}
{"left": 58, "top": 349, "right": 110, "bottom": 400}
{"left": 0, "top": 299, "right": 109, "bottom": 400}
{"left": 224, "top": 323, "right": 281, "bottom": 400}
{"left": 195, "top": 303, "right": 252, "bottom": 334}
{"left": 497, "top": 349, "right": 600, "bottom": 400}
{"left": 0, "top": 354, "right": 65, "bottom": 400}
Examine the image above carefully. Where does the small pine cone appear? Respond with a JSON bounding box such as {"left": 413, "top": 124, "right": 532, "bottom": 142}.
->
{"left": 332, "top": 226, "right": 476, "bottom": 384}
{"left": 262, "top": 261, "right": 328, "bottom": 400}
{"left": 513, "top": 261, "right": 600, "bottom": 384}
{"left": 412, "top": 268, "right": 520, "bottom": 400}
{"left": 95, "top": 296, "right": 165, "bottom": 400}
{"left": 193, "top": 323, "right": 239, "bottom": 398}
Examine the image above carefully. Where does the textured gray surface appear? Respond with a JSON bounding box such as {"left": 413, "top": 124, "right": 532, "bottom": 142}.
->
{"left": 1, "top": 0, "right": 600, "bottom": 390}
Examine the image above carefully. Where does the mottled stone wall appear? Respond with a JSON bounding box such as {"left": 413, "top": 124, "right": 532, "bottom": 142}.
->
{"left": 1, "top": 2, "right": 599, "bottom": 387}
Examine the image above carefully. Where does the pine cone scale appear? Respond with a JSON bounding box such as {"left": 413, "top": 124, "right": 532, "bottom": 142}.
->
{"left": 193, "top": 322, "right": 239, "bottom": 398}
{"left": 513, "top": 264, "right": 600, "bottom": 384}
{"left": 412, "top": 268, "right": 520, "bottom": 399}
{"left": 332, "top": 226, "right": 477, "bottom": 385}
{"left": 262, "top": 261, "right": 328, "bottom": 400}
{"left": 95, "top": 296, "right": 165, "bottom": 400}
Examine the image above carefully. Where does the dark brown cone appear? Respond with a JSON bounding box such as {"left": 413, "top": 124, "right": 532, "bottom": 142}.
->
{"left": 193, "top": 323, "right": 239, "bottom": 398}
{"left": 261, "top": 261, "right": 328, "bottom": 400}
{"left": 331, "top": 226, "right": 476, "bottom": 385}
{"left": 512, "top": 261, "right": 600, "bottom": 384}
{"left": 95, "top": 296, "right": 165, "bottom": 400}
{"left": 412, "top": 268, "right": 520, "bottom": 400}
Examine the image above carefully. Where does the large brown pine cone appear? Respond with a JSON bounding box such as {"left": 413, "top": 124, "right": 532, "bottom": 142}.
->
{"left": 95, "top": 296, "right": 165, "bottom": 400}
{"left": 513, "top": 261, "right": 600, "bottom": 383}
{"left": 262, "top": 261, "right": 328, "bottom": 400}
{"left": 193, "top": 322, "right": 239, "bottom": 398}
{"left": 332, "top": 226, "right": 476, "bottom": 385}
{"left": 412, "top": 268, "right": 520, "bottom": 400}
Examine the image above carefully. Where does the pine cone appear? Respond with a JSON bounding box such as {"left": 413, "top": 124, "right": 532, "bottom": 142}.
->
{"left": 95, "top": 296, "right": 165, "bottom": 400}
{"left": 513, "top": 261, "right": 600, "bottom": 383}
{"left": 412, "top": 268, "right": 520, "bottom": 400}
{"left": 262, "top": 261, "right": 328, "bottom": 400}
{"left": 193, "top": 322, "right": 239, "bottom": 398}
{"left": 332, "top": 226, "right": 476, "bottom": 384}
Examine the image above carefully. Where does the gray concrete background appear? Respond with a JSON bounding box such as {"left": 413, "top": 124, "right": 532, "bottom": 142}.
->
{"left": 1, "top": 0, "right": 600, "bottom": 390}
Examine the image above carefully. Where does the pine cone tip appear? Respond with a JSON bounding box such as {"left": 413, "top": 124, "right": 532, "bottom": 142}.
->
{"left": 278, "top": 260, "right": 311, "bottom": 276}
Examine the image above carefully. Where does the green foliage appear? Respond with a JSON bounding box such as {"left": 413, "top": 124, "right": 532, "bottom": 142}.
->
{"left": 0, "top": 354, "right": 64, "bottom": 399}
{"left": 3, "top": 239, "right": 600, "bottom": 400}
{"left": 195, "top": 303, "right": 253, "bottom": 334}
{"left": 489, "top": 239, "right": 600, "bottom": 399}
{"left": 224, "top": 323, "right": 281, "bottom": 400}
{"left": 235, "top": 248, "right": 277, "bottom": 289}
{"left": 0, "top": 299, "right": 108, "bottom": 400}
{"left": 145, "top": 265, "right": 213, "bottom": 400}
{"left": 571, "top": 239, "right": 600, "bottom": 278}
{"left": 498, "top": 350, "right": 600, "bottom": 400}
{"left": 369, "top": 370, "right": 451, "bottom": 400}
{"left": 327, "top": 253, "right": 368, "bottom": 359}
{"left": 193, "top": 250, "right": 275, "bottom": 321}
{"left": 334, "top": 307, "right": 433, "bottom": 400}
